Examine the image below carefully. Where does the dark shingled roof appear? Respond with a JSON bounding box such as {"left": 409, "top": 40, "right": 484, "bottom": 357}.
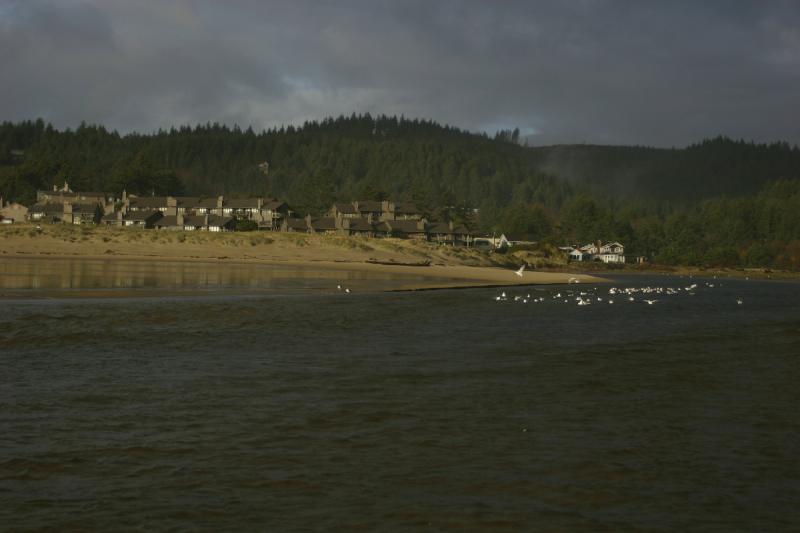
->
{"left": 182, "top": 215, "right": 207, "bottom": 227}
{"left": 124, "top": 211, "right": 162, "bottom": 222}
{"left": 263, "top": 200, "right": 288, "bottom": 211}
{"left": 427, "top": 222, "right": 452, "bottom": 234}
{"left": 356, "top": 200, "right": 383, "bottom": 213}
{"left": 207, "top": 215, "right": 234, "bottom": 227}
{"left": 311, "top": 217, "right": 337, "bottom": 231}
{"left": 193, "top": 197, "right": 219, "bottom": 209}
{"left": 385, "top": 219, "right": 425, "bottom": 234}
{"left": 129, "top": 196, "right": 168, "bottom": 209}
{"left": 224, "top": 198, "right": 260, "bottom": 208}
{"left": 395, "top": 202, "right": 420, "bottom": 214}
{"left": 284, "top": 217, "right": 309, "bottom": 231}
{"left": 334, "top": 202, "right": 357, "bottom": 214}
{"left": 30, "top": 203, "right": 64, "bottom": 214}
{"left": 154, "top": 215, "right": 179, "bottom": 227}
{"left": 347, "top": 219, "right": 374, "bottom": 232}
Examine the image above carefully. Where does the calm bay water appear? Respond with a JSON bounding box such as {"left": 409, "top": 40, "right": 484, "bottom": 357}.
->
{"left": 1, "top": 265, "right": 799, "bottom": 530}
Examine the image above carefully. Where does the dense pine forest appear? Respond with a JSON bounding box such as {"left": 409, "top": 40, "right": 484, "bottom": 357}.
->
{"left": 2, "top": 114, "right": 800, "bottom": 269}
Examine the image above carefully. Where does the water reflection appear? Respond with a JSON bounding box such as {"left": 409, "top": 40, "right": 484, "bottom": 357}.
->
{"left": 0, "top": 257, "right": 439, "bottom": 292}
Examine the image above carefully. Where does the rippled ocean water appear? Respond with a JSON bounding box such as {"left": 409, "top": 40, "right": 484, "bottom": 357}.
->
{"left": 2, "top": 271, "right": 799, "bottom": 530}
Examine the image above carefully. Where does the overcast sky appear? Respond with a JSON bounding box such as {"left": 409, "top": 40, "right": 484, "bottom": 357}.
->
{"left": 1, "top": 0, "right": 798, "bottom": 146}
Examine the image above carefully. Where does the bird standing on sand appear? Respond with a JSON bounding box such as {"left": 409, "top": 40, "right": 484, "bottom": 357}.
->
{"left": 515, "top": 265, "right": 526, "bottom": 277}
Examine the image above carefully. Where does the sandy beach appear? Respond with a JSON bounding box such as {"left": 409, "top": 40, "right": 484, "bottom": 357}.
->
{"left": 0, "top": 224, "right": 606, "bottom": 292}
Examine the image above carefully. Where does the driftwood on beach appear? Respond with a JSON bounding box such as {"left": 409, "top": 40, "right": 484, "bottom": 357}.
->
{"left": 365, "top": 258, "right": 431, "bottom": 267}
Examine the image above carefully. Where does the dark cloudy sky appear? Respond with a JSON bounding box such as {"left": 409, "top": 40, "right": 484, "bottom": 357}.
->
{"left": 1, "top": 0, "right": 798, "bottom": 146}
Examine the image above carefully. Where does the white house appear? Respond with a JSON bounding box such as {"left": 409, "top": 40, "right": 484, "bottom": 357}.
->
{"left": 567, "top": 241, "right": 625, "bottom": 263}
{"left": 569, "top": 248, "right": 591, "bottom": 261}
{"left": 598, "top": 242, "right": 625, "bottom": 263}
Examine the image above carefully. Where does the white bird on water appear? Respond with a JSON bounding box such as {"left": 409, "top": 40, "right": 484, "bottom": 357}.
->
{"left": 337, "top": 284, "right": 342, "bottom": 290}
{"left": 644, "top": 299, "right": 657, "bottom": 305}
{"left": 344, "top": 288, "right": 351, "bottom": 293}
{"left": 515, "top": 264, "right": 526, "bottom": 277}
{"left": 737, "top": 298, "right": 743, "bottom": 305}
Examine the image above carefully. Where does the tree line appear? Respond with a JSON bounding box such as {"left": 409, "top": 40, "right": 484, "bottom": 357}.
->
{"left": 1, "top": 115, "right": 800, "bottom": 268}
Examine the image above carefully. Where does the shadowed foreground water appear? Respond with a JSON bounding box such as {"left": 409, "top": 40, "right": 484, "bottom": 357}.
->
{"left": 1, "top": 275, "right": 799, "bottom": 530}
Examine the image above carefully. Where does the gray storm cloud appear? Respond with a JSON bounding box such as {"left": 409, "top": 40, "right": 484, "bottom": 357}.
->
{"left": 1, "top": 0, "right": 798, "bottom": 146}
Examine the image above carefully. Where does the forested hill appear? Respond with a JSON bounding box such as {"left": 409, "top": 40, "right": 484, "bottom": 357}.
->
{"left": 2, "top": 116, "right": 799, "bottom": 212}
{"left": 4, "top": 115, "right": 800, "bottom": 268}
{"left": 530, "top": 138, "right": 800, "bottom": 201}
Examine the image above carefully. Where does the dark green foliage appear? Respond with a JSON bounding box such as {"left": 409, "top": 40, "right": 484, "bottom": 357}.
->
{"left": 2, "top": 116, "right": 800, "bottom": 268}
{"left": 235, "top": 219, "right": 258, "bottom": 232}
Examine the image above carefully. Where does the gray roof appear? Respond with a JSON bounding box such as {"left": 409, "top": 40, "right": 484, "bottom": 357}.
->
{"left": 193, "top": 197, "right": 219, "bottom": 209}
{"left": 311, "top": 217, "right": 337, "bottom": 231}
{"left": 427, "top": 222, "right": 452, "bottom": 234}
{"left": 347, "top": 219, "right": 374, "bottom": 231}
{"left": 154, "top": 215, "right": 179, "bottom": 227}
{"left": 30, "top": 203, "right": 64, "bottom": 214}
{"left": 207, "top": 215, "right": 234, "bottom": 227}
{"left": 334, "top": 202, "right": 357, "bottom": 214}
{"left": 386, "top": 219, "right": 425, "bottom": 233}
{"left": 129, "top": 196, "right": 168, "bottom": 209}
{"left": 284, "top": 217, "right": 309, "bottom": 231}
{"left": 224, "top": 198, "right": 260, "bottom": 208}
{"left": 124, "top": 210, "right": 162, "bottom": 222}
{"left": 395, "top": 202, "right": 420, "bottom": 214}
{"left": 183, "top": 215, "right": 207, "bottom": 227}
{"left": 263, "top": 200, "right": 288, "bottom": 211}
{"left": 356, "top": 200, "right": 383, "bottom": 212}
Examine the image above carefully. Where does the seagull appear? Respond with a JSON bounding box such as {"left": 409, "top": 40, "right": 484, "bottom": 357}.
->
{"left": 337, "top": 284, "right": 342, "bottom": 290}
{"left": 344, "top": 288, "right": 351, "bottom": 293}
{"left": 737, "top": 298, "right": 743, "bottom": 305}
{"left": 515, "top": 264, "right": 526, "bottom": 277}
{"left": 644, "top": 299, "right": 657, "bottom": 305}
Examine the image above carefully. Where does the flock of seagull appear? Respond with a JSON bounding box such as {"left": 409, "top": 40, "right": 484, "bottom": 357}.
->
{"left": 334, "top": 266, "right": 745, "bottom": 307}
{"left": 494, "top": 274, "right": 744, "bottom": 307}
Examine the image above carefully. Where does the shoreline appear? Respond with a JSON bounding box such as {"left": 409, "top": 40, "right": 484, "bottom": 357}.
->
{"left": 0, "top": 253, "right": 608, "bottom": 295}
{"left": 0, "top": 224, "right": 608, "bottom": 296}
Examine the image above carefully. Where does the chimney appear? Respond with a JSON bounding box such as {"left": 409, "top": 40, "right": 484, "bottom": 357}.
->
{"left": 217, "top": 195, "right": 224, "bottom": 209}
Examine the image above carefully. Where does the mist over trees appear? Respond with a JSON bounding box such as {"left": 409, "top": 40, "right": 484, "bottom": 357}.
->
{"left": 2, "top": 114, "right": 800, "bottom": 269}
